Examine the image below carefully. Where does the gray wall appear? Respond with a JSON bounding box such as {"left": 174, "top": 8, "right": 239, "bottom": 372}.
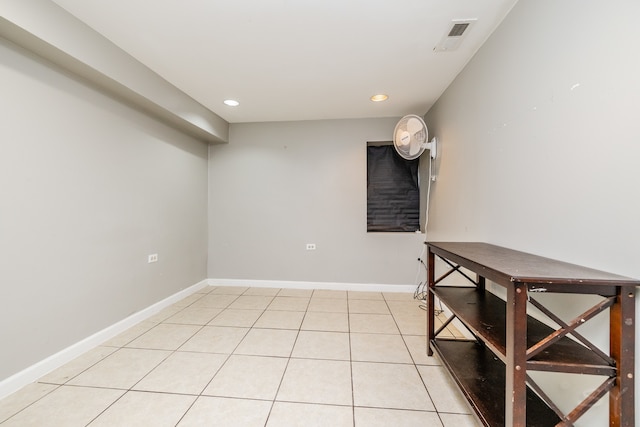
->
{"left": 208, "top": 118, "right": 425, "bottom": 285}
{"left": 0, "top": 38, "right": 208, "bottom": 381}
{"left": 424, "top": 0, "right": 640, "bottom": 424}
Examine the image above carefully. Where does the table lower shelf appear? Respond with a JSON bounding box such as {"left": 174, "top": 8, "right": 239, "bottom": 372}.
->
{"left": 431, "top": 338, "right": 561, "bottom": 427}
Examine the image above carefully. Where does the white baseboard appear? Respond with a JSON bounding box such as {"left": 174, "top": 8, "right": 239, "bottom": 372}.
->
{"left": 0, "top": 279, "right": 209, "bottom": 400}
{"left": 208, "top": 278, "right": 416, "bottom": 294}
{"left": 0, "top": 278, "right": 414, "bottom": 400}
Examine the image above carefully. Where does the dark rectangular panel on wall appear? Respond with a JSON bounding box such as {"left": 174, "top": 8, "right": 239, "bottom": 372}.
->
{"left": 367, "top": 144, "right": 419, "bottom": 232}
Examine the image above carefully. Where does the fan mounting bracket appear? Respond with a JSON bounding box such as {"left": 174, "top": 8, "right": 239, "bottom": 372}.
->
{"left": 424, "top": 137, "right": 437, "bottom": 160}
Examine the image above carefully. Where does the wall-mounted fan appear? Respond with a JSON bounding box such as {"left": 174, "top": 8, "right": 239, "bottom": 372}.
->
{"left": 393, "top": 114, "right": 438, "bottom": 306}
{"left": 392, "top": 115, "right": 438, "bottom": 306}
{"left": 393, "top": 114, "right": 437, "bottom": 160}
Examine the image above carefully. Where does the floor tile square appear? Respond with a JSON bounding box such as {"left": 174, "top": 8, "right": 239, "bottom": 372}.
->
{"left": 312, "top": 290, "right": 347, "bottom": 299}
{"left": 173, "top": 293, "right": 206, "bottom": 307}
{"left": 307, "top": 298, "right": 347, "bottom": 313}
{"left": 354, "top": 407, "right": 442, "bottom": 426}
{"left": 243, "top": 287, "right": 281, "bottom": 296}
{"left": 0, "top": 383, "right": 58, "bottom": 424}
{"left": 382, "top": 292, "right": 415, "bottom": 301}
{"left": 352, "top": 362, "right": 434, "bottom": 411}
{"left": 418, "top": 365, "right": 471, "bottom": 414}
{"left": 402, "top": 318, "right": 428, "bottom": 336}
{"left": 349, "top": 313, "right": 399, "bottom": 334}
{"left": 403, "top": 335, "right": 440, "bottom": 366}
{"left": 386, "top": 300, "right": 424, "bottom": 314}
{"left": 89, "top": 391, "right": 195, "bottom": 427}
{"left": 277, "top": 288, "right": 313, "bottom": 297}
{"left": 254, "top": 310, "right": 305, "bottom": 329}
{"left": 348, "top": 291, "right": 383, "bottom": 300}
{"left": 133, "top": 352, "right": 227, "bottom": 394}
{"left": 164, "top": 307, "right": 222, "bottom": 325}
{"left": 190, "top": 294, "right": 238, "bottom": 309}
{"left": 68, "top": 348, "right": 170, "bottom": 389}
{"left": 203, "top": 355, "right": 287, "bottom": 400}
{"left": 234, "top": 329, "right": 297, "bottom": 357}
{"left": 350, "top": 333, "right": 412, "bottom": 363}
{"left": 228, "top": 295, "right": 274, "bottom": 310}
{"left": 268, "top": 296, "right": 310, "bottom": 311}
{"left": 440, "top": 413, "right": 481, "bottom": 427}
{"left": 125, "top": 323, "right": 201, "bottom": 350}
{"left": 292, "top": 331, "right": 350, "bottom": 360}
{"left": 39, "top": 346, "right": 117, "bottom": 385}
{"left": 179, "top": 326, "right": 249, "bottom": 353}
{"left": 267, "top": 402, "right": 353, "bottom": 427}
{"left": 208, "top": 309, "right": 263, "bottom": 327}
{"left": 101, "top": 321, "right": 157, "bottom": 347}
{"left": 145, "top": 306, "right": 184, "bottom": 323}
{"left": 301, "top": 312, "right": 349, "bottom": 332}
{"left": 392, "top": 312, "right": 426, "bottom": 335}
{"left": 348, "top": 299, "right": 389, "bottom": 314}
{"left": 277, "top": 359, "right": 352, "bottom": 406}
{"left": 0, "top": 385, "right": 123, "bottom": 427}
{"left": 210, "top": 286, "right": 249, "bottom": 295}
{"left": 177, "top": 396, "right": 271, "bottom": 427}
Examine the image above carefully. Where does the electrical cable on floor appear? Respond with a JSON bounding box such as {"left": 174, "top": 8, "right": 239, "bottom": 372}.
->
{"left": 413, "top": 155, "right": 433, "bottom": 310}
{"left": 414, "top": 258, "right": 428, "bottom": 301}
{"left": 413, "top": 155, "right": 442, "bottom": 315}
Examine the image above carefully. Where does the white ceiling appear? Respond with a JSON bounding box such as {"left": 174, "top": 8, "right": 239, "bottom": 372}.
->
{"left": 50, "top": 0, "right": 517, "bottom": 124}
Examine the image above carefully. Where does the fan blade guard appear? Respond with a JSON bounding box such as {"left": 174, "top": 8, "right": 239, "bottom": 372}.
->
{"left": 393, "top": 114, "right": 429, "bottom": 160}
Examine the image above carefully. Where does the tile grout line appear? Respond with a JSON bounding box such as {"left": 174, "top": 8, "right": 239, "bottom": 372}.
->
{"left": 384, "top": 293, "right": 442, "bottom": 421}
{"left": 173, "top": 286, "right": 286, "bottom": 426}
{"left": 86, "top": 289, "right": 240, "bottom": 426}
{"left": 262, "top": 287, "right": 312, "bottom": 427}
{"left": 8, "top": 289, "right": 215, "bottom": 426}
{"left": 0, "top": 286, "right": 476, "bottom": 427}
{"left": 0, "top": 383, "right": 62, "bottom": 425}
{"left": 34, "top": 296, "right": 213, "bottom": 426}
{"left": 347, "top": 294, "right": 357, "bottom": 427}
{"left": 173, "top": 287, "right": 260, "bottom": 426}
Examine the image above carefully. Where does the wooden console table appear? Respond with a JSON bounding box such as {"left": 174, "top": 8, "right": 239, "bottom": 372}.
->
{"left": 426, "top": 242, "right": 638, "bottom": 426}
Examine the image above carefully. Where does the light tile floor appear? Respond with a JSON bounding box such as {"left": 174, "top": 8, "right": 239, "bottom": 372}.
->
{"left": 0, "top": 286, "right": 479, "bottom": 427}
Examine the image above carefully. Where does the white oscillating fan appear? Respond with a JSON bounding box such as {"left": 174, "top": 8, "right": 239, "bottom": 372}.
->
{"left": 393, "top": 114, "right": 437, "bottom": 160}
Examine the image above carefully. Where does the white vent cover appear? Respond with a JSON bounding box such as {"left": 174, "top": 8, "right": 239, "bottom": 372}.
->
{"left": 434, "top": 19, "right": 477, "bottom": 52}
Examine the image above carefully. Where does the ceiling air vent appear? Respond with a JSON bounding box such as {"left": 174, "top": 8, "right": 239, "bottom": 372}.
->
{"left": 448, "top": 23, "right": 470, "bottom": 37}
{"left": 434, "top": 19, "right": 477, "bottom": 52}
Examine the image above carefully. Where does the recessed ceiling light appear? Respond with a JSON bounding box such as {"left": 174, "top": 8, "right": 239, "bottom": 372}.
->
{"left": 370, "top": 94, "right": 388, "bottom": 102}
{"left": 224, "top": 99, "right": 240, "bottom": 107}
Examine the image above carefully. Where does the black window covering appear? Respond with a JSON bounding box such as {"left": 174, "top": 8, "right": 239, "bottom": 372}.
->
{"left": 367, "top": 145, "right": 420, "bottom": 232}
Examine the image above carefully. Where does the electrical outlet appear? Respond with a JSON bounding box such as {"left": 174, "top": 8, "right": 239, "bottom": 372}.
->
{"left": 148, "top": 253, "right": 158, "bottom": 263}
{"left": 305, "top": 243, "right": 316, "bottom": 250}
